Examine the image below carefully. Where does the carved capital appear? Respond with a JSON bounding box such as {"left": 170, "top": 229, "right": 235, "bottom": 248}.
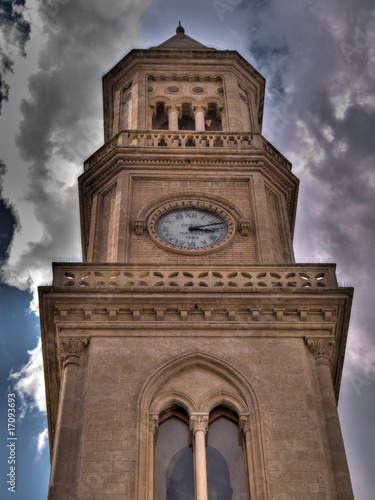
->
{"left": 59, "top": 338, "right": 89, "bottom": 368}
{"left": 165, "top": 103, "right": 181, "bottom": 116}
{"left": 305, "top": 337, "right": 335, "bottom": 365}
{"left": 190, "top": 414, "right": 209, "bottom": 435}
{"left": 133, "top": 218, "right": 146, "bottom": 235}
{"left": 149, "top": 414, "right": 159, "bottom": 435}
{"left": 192, "top": 104, "right": 207, "bottom": 115}
{"left": 239, "top": 415, "right": 252, "bottom": 434}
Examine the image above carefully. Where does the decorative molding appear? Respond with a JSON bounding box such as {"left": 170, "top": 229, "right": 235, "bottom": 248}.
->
{"left": 138, "top": 191, "right": 246, "bottom": 220}
{"left": 53, "top": 304, "right": 338, "bottom": 328}
{"left": 190, "top": 414, "right": 209, "bottom": 435}
{"left": 156, "top": 346, "right": 231, "bottom": 366}
{"left": 305, "top": 337, "right": 335, "bottom": 365}
{"left": 147, "top": 73, "right": 224, "bottom": 83}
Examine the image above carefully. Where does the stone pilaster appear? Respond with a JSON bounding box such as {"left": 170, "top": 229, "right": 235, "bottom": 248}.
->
{"left": 48, "top": 338, "right": 89, "bottom": 500}
{"left": 305, "top": 337, "right": 353, "bottom": 499}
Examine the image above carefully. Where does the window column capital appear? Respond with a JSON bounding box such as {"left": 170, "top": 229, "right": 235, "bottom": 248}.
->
{"left": 165, "top": 103, "right": 181, "bottom": 116}
{"left": 189, "top": 413, "right": 209, "bottom": 435}
{"left": 192, "top": 104, "right": 207, "bottom": 115}
{"left": 239, "top": 414, "right": 252, "bottom": 435}
{"left": 149, "top": 414, "right": 159, "bottom": 435}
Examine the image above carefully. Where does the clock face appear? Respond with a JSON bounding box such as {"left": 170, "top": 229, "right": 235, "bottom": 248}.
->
{"left": 155, "top": 207, "right": 228, "bottom": 251}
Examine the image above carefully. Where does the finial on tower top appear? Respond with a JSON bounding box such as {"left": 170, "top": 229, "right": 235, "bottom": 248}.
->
{"left": 176, "top": 21, "right": 185, "bottom": 34}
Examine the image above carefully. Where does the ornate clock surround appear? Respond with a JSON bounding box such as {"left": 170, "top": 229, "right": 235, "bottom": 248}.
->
{"left": 133, "top": 192, "right": 251, "bottom": 255}
{"left": 148, "top": 200, "right": 235, "bottom": 255}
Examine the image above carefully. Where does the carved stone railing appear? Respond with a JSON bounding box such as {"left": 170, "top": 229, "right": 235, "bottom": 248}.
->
{"left": 83, "top": 130, "right": 291, "bottom": 171}
{"left": 52, "top": 264, "right": 338, "bottom": 290}
{"left": 121, "top": 130, "right": 255, "bottom": 149}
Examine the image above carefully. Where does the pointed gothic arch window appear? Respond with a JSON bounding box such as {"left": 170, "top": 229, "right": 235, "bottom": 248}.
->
{"left": 137, "top": 353, "right": 269, "bottom": 500}
{"left": 207, "top": 407, "right": 249, "bottom": 499}
{"left": 154, "top": 405, "right": 249, "bottom": 500}
{"left": 155, "top": 407, "right": 194, "bottom": 499}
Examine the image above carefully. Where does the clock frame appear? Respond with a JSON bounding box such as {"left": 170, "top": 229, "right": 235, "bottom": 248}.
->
{"left": 147, "top": 200, "right": 236, "bottom": 255}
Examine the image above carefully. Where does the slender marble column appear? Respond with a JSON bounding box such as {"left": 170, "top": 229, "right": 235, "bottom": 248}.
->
{"left": 306, "top": 338, "right": 354, "bottom": 500}
{"left": 148, "top": 414, "right": 159, "bottom": 500}
{"left": 167, "top": 105, "right": 179, "bottom": 130}
{"left": 193, "top": 105, "right": 206, "bottom": 131}
{"left": 48, "top": 338, "right": 89, "bottom": 500}
{"left": 240, "top": 415, "right": 254, "bottom": 499}
{"left": 190, "top": 414, "right": 209, "bottom": 500}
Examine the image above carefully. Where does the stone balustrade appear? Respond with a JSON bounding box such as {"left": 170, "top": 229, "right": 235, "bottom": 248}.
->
{"left": 84, "top": 130, "right": 291, "bottom": 171}
{"left": 52, "top": 264, "right": 338, "bottom": 290}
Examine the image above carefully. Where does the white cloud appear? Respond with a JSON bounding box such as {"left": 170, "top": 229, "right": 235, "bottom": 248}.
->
{"left": 289, "top": 120, "right": 326, "bottom": 176}
{"left": 330, "top": 90, "right": 352, "bottom": 120}
{"left": 322, "top": 125, "right": 334, "bottom": 142}
{"left": 36, "top": 428, "right": 49, "bottom": 458}
{"left": 10, "top": 338, "right": 46, "bottom": 414}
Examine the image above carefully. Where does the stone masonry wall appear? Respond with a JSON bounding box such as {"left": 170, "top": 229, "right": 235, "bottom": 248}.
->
{"left": 77, "top": 334, "right": 330, "bottom": 499}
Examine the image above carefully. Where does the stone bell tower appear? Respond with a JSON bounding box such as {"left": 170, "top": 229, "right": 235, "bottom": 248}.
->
{"left": 39, "top": 25, "right": 354, "bottom": 499}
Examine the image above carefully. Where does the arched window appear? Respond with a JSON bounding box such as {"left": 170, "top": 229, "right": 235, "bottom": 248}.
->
{"left": 207, "top": 407, "right": 248, "bottom": 499}
{"left": 154, "top": 406, "right": 249, "bottom": 500}
{"left": 178, "top": 102, "right": 195, "bottom": 130}
{"left": 238, "top": 85, "right": 251, "bottom": 132}
{"left": 205, "top": 102, "right": 222, "bottom": 131}
{"left": 137, "top": 353, "right": 268, "bottom": 500}
{"left": 153, "top": 101, "right": 168, "bottom": 130}
{"left": 155, "top": 407, "right": 194, "bottom": 499}
{"left": 121, "top": 83, "right": 132, "bottom": 130}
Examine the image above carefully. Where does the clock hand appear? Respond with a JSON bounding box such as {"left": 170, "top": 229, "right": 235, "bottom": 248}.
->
{"left": 188, "top": 222, "right": 224, "bottom": 231}
{"left": 188, "top": 227, "right": 216, "bottom": 232}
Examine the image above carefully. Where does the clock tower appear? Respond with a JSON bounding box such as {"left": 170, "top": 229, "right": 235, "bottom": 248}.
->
{"left": 39, "top": 25, "right": 354, "bottom": 499}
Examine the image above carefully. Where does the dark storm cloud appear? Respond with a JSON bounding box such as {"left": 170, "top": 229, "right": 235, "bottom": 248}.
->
{"left": 0, "top": 158, "right": 20, "bottom": 265}
{"left": 0, "top": 0, "right": 31, "bottom": 112}
{"left": 1, "top": 0, "right": 149, "bottom": 307}
{"left": 240, "top": 2, "right": 375, "bottom": 495}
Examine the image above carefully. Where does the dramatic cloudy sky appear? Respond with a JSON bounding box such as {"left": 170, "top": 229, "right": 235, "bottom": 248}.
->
{"left": 0, "top": 0, "right": 374, "bottom": 498}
